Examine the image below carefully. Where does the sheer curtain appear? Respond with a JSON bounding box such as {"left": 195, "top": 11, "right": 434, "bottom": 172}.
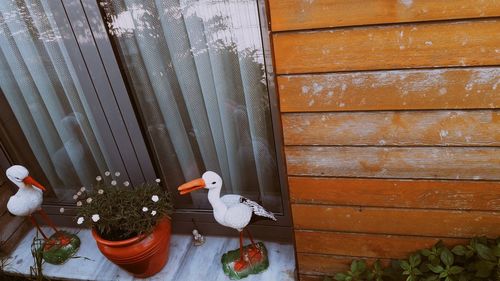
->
{"left": 0, "top": 0, "right": 109, "bottom": 200}
{"left": 102, "top": 0, "right": 280, "bottom": 210}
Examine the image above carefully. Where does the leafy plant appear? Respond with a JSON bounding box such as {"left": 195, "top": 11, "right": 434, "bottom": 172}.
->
{"left": 74, "top": 171, "right": 173, "bottom": 241}
{"left": 325, "top": 237, "right": 500, "bottom": 281}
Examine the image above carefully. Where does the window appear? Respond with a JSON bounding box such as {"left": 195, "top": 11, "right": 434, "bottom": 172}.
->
{"left": 0, "top": 0, "right": 289, "bottom": 232}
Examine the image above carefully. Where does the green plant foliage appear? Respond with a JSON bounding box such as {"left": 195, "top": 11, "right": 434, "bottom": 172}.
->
{"left": 74, "top": 174, "right": 174, "bottom": 241}
{"left": 325, "top": 237, "right": 500, "bottom": 281}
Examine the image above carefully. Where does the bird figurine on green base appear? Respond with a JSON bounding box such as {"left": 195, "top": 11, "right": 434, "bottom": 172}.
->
{"left": 178, "top": 171, "right": 276, "bottom": 279}
{"left": 5, "top": 165, "right": 80, "bottom": 264}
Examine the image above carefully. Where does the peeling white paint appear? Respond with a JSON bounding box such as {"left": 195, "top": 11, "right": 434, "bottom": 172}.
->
{"left": 440, "top": 130, "right": 449, "bottom": 139}
{"left": 425, "top": 41, "right": 433, "bottom": 46}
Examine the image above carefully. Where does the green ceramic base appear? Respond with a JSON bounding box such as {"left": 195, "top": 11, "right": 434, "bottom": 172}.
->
{"left": 42, "top": 231, "right": 80, "bottom": 265}
{"left": 221, "top": 242, "right": 269, "bottom": 280}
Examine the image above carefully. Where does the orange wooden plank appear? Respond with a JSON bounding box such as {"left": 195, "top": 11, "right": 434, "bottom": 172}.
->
{"left": 273, "top": 20, "right": 500, "bottom": 74}
{"left": 278, "top": 68, "right": 500, "bottom": 112}
{"left": 283, "top": 110, "right": 500, "bottom": 146}
{"left": 285, "top": 146, "right": 500, "bottom": 180}
{"left": 292, "top": 204, "right": 500, "bottom": 238}
{"left": 270, "top": 0, "right": 500, "bottom": 31}
{"left": 289, "top": 177, "right": 500, "bottom": 211}
{"left": 295, "top": 230, "right": 466, "bottom": 258}
{"left": 298, "top": 253, "right": 391, "bottom": 276}
{"left": 299, "top": 274, "right": 324, "bottom": 281}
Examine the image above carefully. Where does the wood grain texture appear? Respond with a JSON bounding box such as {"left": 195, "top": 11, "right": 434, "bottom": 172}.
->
{"left": 285, "top": 146, "right": 500, "bottom": 180}
{"left": 0, "top": 186, "right": 13, "bottom": 216}
{"left": 299, "top": 274, "right": 324, "bottom": 281}
{"left": 295, "top": 230, "right": 465, "bottom": 258}
{"left": 289, "top": 177, "right": 500, "bottom": 211}
{"left": 273, "top": 20, "right": 500, "bottom": 74}
{"left": 270, "top": 0, "right": 500, "bottom": 31}
{"left": 292, "top": 204, "right": 500, "bottom": 238}
{"left": 0, "top": 219, "right": 31, "bottom": 254}
{"left": 278, "top": 68, "right": 500, "bottom": 112}
{"left": 283, "top": 110, "right": 500, "bottom": 146}
{"left": 0, "top": 213, "right": 25, "bottom": 244}
{"left": 298, "top": 253, "right": 391, "bottom": 275}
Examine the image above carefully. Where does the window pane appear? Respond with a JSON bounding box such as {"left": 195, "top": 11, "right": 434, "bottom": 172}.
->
{"left": 0, "top": 0, "right": 117, "bottom": 201}
{"left": 100, "top": 0, "right": 282, "bottom": 212}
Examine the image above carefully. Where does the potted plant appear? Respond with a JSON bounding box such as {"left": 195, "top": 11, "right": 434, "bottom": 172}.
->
{"left": 73, "top": 171, "right": 173, "bottom": 278}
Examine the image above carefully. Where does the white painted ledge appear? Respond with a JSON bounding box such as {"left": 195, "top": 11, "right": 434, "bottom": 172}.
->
{"left": 4, "top": 227, "right": 297, "bottom": 281}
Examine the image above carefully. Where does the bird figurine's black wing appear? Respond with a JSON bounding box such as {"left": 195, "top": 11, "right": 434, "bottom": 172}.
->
{"left": 240, "top": 197, "right": 277, "bottom": 221}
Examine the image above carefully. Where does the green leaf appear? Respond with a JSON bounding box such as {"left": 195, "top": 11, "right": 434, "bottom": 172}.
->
{"left": 475, "top": 243, "right": 496, "bottom": 261}
{"left": 492, "top": 245, "right": 500, "bottom": 257}
{"left": 421, "top": 249, "right": 432, "bottom": 256}
{"left": 439, "top": 271, "right": 448, "bottom": 278}
{"left": 409, "top": 254, "right": 421, "bottom": 267}
{"left": 400, "top": 261, "right": 411, "bottom": 271}
{"left": 451, "top": 245, "right": 466, "bottom": 256}
{"left": 423, "top": 276, "right": 439, "bottom": 281}
{"left": 334, "top": 273, "right": 348, "bottom": 281}
{"left": 474, "top": 260, "right": 495, "bottom": 278}
{"left": 350, "top": 260, "right": 367, "bottom": 274}
{"left": 373, "top": 260, "right": 382, "bottom": 271}
{"left": 440, "top": 248, "right": 454, "bottom": 266}
{"left": 427, "top": 264, "right": 445, "bottom": 273}
{"left": 449, "top": 266, "right": 464, "bottom": 275}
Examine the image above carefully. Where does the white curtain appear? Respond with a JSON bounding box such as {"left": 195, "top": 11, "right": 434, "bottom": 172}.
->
{"left": 0, "top": 0, "right": 109, "bottom": 200}
{"left": 104, "top": 0, "right": 280, "bottom": 209}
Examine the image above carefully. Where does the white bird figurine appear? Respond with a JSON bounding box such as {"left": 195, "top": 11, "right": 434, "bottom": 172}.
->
{"left": 178, "top": 171, "right": 276, "bottom": 271}
{"left": 6, "top": 165, "right": 60, "bottom": 240}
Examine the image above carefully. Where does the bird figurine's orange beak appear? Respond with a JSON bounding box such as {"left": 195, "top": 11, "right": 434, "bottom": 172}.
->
{"left": 178, "top": 178, "right": 205, "bottom": 195}
{"left": 23, "top": 176, "right": 46, "bottom": 192}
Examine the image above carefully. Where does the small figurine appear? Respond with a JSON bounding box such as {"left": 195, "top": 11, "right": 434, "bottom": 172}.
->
{"left": 192, "top": 229, "right": 205, "bottom": 246}
{"left": 5, "top": 165, "right": 80, "bottom": 264}
{"left": 178, "top": 171, "right": 276, "bottom": 279}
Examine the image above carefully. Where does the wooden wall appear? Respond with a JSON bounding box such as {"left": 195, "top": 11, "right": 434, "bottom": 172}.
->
{"left": 268, "top": 1, "right": 500, "bottom": 280}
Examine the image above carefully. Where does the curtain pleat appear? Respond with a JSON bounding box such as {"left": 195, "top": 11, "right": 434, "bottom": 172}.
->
{"left": 0, "top": 0, "right": 107, "bottom": 199}
{"left": 105, "top": 0, "right": 280, "bottom": 209}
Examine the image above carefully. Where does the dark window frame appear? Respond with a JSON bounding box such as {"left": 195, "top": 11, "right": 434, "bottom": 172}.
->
{"left": 0, "top": 0, "right": 292, "bottom": 242}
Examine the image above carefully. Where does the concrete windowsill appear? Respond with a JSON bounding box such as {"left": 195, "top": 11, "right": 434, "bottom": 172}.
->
{"left": 4, "top": 227, "right": 297, "bottom": 281}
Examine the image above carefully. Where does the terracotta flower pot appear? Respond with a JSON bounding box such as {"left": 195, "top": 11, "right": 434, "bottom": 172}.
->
{"left": 91, "top": 217, "right": 171, "bottom": 278}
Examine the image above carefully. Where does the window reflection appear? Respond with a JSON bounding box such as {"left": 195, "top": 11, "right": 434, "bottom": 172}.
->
{"left": 100, "top": 0, "right": 281, "bottom": 211}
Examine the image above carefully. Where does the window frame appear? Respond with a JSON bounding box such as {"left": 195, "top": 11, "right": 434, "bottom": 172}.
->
{"left": 89, "top": 0, "right": 293, "bottom": 235}
{"left": 0, "top": 0, "right": 293, "bottom": 242}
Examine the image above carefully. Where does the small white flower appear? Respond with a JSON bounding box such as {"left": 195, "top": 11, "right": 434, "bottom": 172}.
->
{"left": 73, "top": 195, "right": 78, "bottom": 200}
{"left": 98, "top": 189, "right": 104, "bottom": 194}
{"left": 123, "top": 181, "right": 130, "bottom": 187}
{"left": 96, "top": 176, "right": 102, "bottom": 181}
{"left": 77, "top": 191, "right": 82, "bottom": 196}
{"left": 151, "top": 210, "right": 157, "bottom": 216}
{"left": 111, "top": 180, "right": 117, "bottom": 186}
{"left": 80, "top": 186, "right": 86, "bottom": 192}
{"left": 77, "top": 217, "right": 84, "bottom": 224}
{"left": 114, "top": 172, "right": 120, "bottom": 177}
{"left": 155, "top": 178, "right": 161, "bottom": 183}
{"left": 142, "top": 207, "right": 148, "bottom": 212}
{"left": 151, "top": 195, "right": 159, "bottom": 202}
{"left": 86, "top": 197, "right": 93, "bottom": 204}
{"left": 77, "top": 201, "right": 82, "bottom": 206}
{"left": 92, "top": 214, "right": 100, "bottom": 222}
{"left": 59, "top": 207, "right": 65, "bottom": 213}
{"left": 104, "top": 171, "right": 111, "bottom": 176}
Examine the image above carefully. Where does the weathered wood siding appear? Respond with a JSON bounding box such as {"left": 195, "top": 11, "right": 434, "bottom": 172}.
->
{"left": 268, "top": 1, "right": 500, "bottom": 280}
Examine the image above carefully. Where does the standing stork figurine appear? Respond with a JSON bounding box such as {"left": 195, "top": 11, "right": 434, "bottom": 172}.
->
{"left": 178, "top": 171, "right": 276, "bottom": 279}
{"left": 5, "top": 165, "right": 80, "bottom": 264}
